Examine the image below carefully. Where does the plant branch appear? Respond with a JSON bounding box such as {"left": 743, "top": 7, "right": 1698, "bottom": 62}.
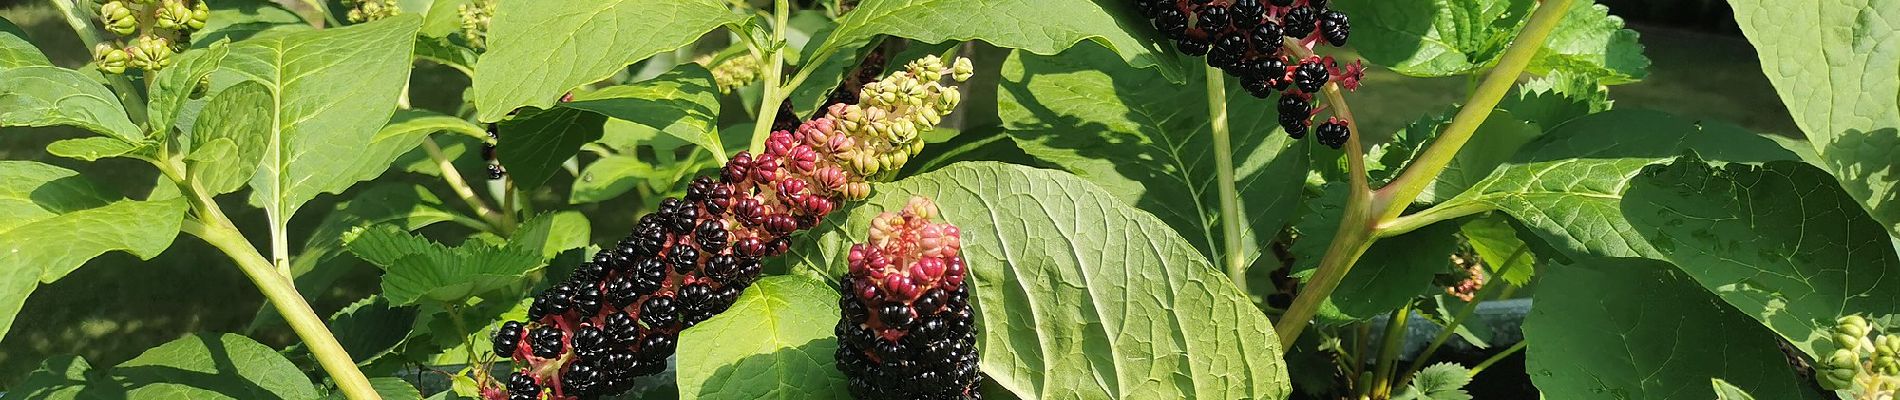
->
{"left": 1373, "top": 0, "right": 1575, "bottom": 222}
{"left": 1369, "top": 302, "right": 1413, "bottom": 399}
{"left": 165, "top": 157, "right": 379, "bottom": 399}
{"left": 1376, "top": 200, "right": 1492, "bottom": 238}
{"left": 49, "top": 0, "right": 148, "bottom": 124}
{"left": 1467, "top": 339, "right": 1529, "bottom": 377}
{"left": 748, "top": 0, "right": 794, "bottom": 155}
{"left": 422, "top": 138, "right": 508, "bottom": 233}
{"left": 1273, "top": 0, "right": 1573, "bottom": 347}
{"left": 1203, "top": 66, "right": 1250, "bottom": 297}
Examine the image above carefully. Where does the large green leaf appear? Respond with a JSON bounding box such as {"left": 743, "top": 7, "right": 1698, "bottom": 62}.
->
{"left": 0, "top": 161, "right": 186, "bottom": 341}
{"left": 494, "top": 107, "right": 608, "bottom": 189}
{"left": 1333, "top": 0, "right": 1647, "bottom": 82}
{"left": 814, "top": 0, "right": 1185, "bottom": 82}
{"left": 328, "top": 295, "right": 420, "bottom": 365}
{"left": 1728, "top": 0, "right": 1900, "bottom": 237}
{"left": 561, "top": 64, "right": 723, "bottom": 154}
{"left": 0, "top": 19, "right": 49, "bottom": 70}
{"left": 189, "top": 81, "right": 272, "bottom": 195}
{"left": 195, "top": 0, "right": 309, "bottom": 46}
{"left": 677, "top": 275, "right": 849, "bottom": 400}
{"left": 1457, "top": 213, "right": 1534, "bottom": 286}
{"left": 0, "top": 66, "right": 143, "bottom": 142}
{"left": 380, "top": 109, "right": 489, "bottom": 143}
{"left": 470, "top": 0, "right": 741, "bottom": 121}
{"left": 149, "top": 41, "right": 230, "bottom": 136}
{"left": 799, "top": 162, "right": 1290, "bottom": 399}
{"left": 45, "top": 136, "right": 144, "bottom": 161}
{"left": 1523, "top": 258, "right": 1817, "bottom": 400}
{"left": 1623, "top": 157, "right": 1900, "bottom": 359}
{"left": 1432, "top": 110, "right": 1797, "bottom": 259}
{"left": 997, "top": 44, "right": 1307, "bottom": 272}
{"left": 571, "top": 154, "right": 656, "bottom": 204}
{"left": 221, "top": 16, "right": 422, "bottom": 245}
{"left": 344, "top": 212, "right": 576, "bottom": 306}
{"left": 8, "top": 334, "right": 319, "bottom": 399}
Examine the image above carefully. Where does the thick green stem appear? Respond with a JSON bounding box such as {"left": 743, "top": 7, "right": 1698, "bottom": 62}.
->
{"left": 1369, "top": 303, "right": 1413, "bottom": 399}
{"left": 1273, "top": 0, "right": 1573, "bottom": 347}
{"left": 162, "top": 157, "right": 378, "bottom": 399}
{"left": 748, "top": 0, "right": 794, "bottom": 155}
{"left": 1372, "top": 0, "right": 1575, "bottom": 222}
{"left": 1204, "top": 66, "right": 1250, "bottom": 296}
{"left": 49, "top": 0, "right": 147, "bottom": 124}
{"left": 1376, "top": 200, "right": 1491, "bottom": 238}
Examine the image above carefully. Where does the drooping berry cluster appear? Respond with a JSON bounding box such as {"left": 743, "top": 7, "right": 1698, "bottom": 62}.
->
{"left": 92, "top": 0, "right": 208, "bottom": 74}
{"left": 1820, "top": 315, "right": 1900, "bottom": 394}
{"left": 1133, "top": 0, "right": 1364, "bottom": 148}
{"left": 835, "top": 197, "right": 981, "bottom": 400}
{"left": 485, "top": 56, "right": 973, "bottom": 400}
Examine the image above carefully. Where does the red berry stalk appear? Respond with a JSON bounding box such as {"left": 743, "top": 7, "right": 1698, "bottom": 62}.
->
{"left": 835, "top": 197, "right": 981, "bottom": 400}
{"left": 484, "top": 55, "right": 974, "bottom": 400}
{"left": 1134, "top": 0, "right": 1365, "bottom": 147}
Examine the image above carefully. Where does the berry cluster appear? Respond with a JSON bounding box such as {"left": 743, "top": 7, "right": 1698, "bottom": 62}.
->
{"left": 1441, "top": 252, "right": 1486, "bottom": 302}
{"left": 701, "top": 53, "right": 764, "bottom": 94}
{"left": 1820, "top": 315, "right": 1900, "bottom": 394}
{"left": 835, "top": 197, "right": 981, "bottom": 400}
{"left": 485, "top": 56, "right": 973, "bottom": 400}
{"left": 342, "top": 0, "right": 402, "bottom": 23}
{"left": 1133, "top": 0, "right": 1364, "bottom": 148}
{"left": 92, "top": 0, "right": 208, "bottom": 74}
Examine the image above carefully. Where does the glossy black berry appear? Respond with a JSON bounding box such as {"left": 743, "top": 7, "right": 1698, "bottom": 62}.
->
{"left": 604, "top": 311, "right": 640, "bottom": 345}
{"left": 1208, "top": 33, "right": 1249, "bottom": 69}
{"left": 1315, "top": 119, "right": 1351, "bottom": 149}
{"left": 572, "top": 324, "right": 609, "bottom": 360}
{"left": 1294, "top": 59, "right": 1329, "bottom": 93}
{"left": 1230, "top": 0, "right": 1263, "bottom": 28}
{"left": 506, "top": 372, "right": 540, "bottom": 400}
{"left": 695, "top": 220, "right": 728, "bottom": 251}
{"left": 640, "top": 334, "right": 677, "bottom": 360}
{"left": 1278, "top": 95, "right": 1311, "bottom": 139}
{"left": 631, "top": 257, "right": 668, "bottom": 293}
{"left": 1153, "top": 8, "right": 1190, "bottom": 39}
{"left": 640, "top": 296, "right": 679, "bottom": 328}
{"left": 1250, "top": 21, "right": 1283, "bottom": 54}
{"left": 529, "top": 326, "right": 565, "bottom": 359}
{"left": 493, "top": 321, "right": 524, "bottom": 356}
{"left": 1282, "top": 6, "right": 1318, "bottom": 39}
{"left": 1314, "top": 10, "right": 1348, "bottom": 44}
{"left": 1195, "top": 4, "right": 1230, "bottom": 31}
{"left": 880, "top": 303, "right": 915, "bottom": 328}
{"left": 1175, "top": 37, "right": 1211, "bottom": 57}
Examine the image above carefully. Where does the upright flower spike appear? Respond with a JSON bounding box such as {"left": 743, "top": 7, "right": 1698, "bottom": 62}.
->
{"left": 484, "top": 55, "right": 973, "bottom": 400}
{"left": 836, "top": 197, "right": 981, "bottom": 400}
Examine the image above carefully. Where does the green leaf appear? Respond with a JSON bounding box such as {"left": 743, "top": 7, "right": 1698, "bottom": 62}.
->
{"left": 470, "top": 0, "right": 741, "bottom": 121}
{"left": 328, "top": 295, "right": 420, "bottom": 365}
{"left": 1457, "top": 213, "right": 1534, "bottom": 286}
{"left": 800, "top": 162, "right": 1290, "bottom": 399}
{"left": 223, "top": 16, "right": 423, "bottom": 241}
{"left": 1432, "top": 110, "right": 1797, "bottom": 259}
{"left": 0, "top": 161, "right": 187, "bottom": 341}
{"left": 0, "top": 19, "right": 50, "bottom": 71}
{"left": 506, "top": 211, "right": 591, "bottom": 259}
{"left": 1394, "top": 362, "right": 1472, "bottom": 400}
{"left": 189, "top": 81, "right": 272, "bottom": 195}
{"left": 357, "top": 377, "right": 425, "bottom": 400}
{"left": 421, "top": 0, "right": 474, "bottom": 38}
{"left": 1334, "top": 0, "right": 1648, "bottom": 82}
{"left": 816, "top": 0, "right": 1186, "bottom": 82}
{"left": 287, "top": 184, "right": 462, "bottom": 296}
{"left": 1522, "top": 258, "right": 1817, "bottom": 400}
{"left": 1728, "top": 0, "right": 1900, "bottom": 236}
{"left": 345, "top": 224, "right": 545, "bottom": 306}
{"left": 1526, "top": 0, "right": 1650, "bottom": 84}
{"left": 561, "top": 64, "right": 723, "bottom": 154}
{"left": 1623, "top": 157, "right": 1900, "bottom": 360}
{"left": 676, "top": 275, "right": 849, "bottom": 400}
{"left": 494, "top": 107, "right": 608, "bottom": 189}
{"left": 1497, "top": 70, "right": 1610, "bottom": 130}
{"left": 997, "top": 44, "right": 1307, "bottom": 272}
{"left": 0, "top": 66, "right": 143, "bottom": 142}
{"left": 46, "top": 136, "right": 143, "bottom": 161}
{"left": 1711, "top": 379, "right": 1759, "bottom": 400}
{"left": 11, "top": 334, "right": 321, "bottom": 399}
{"left": 196, "top": 0, "right": 310, "bottom": 45}
{"left": 571, "top": 154, "right": 656, "bottom": 203}
{"left": 1398, "top": 109, "right": 1543, "bottom": 204}
{"left": 380, "top": 109, "right": 489, "bottom": 143}
{"left": 149, "top": 41, "right": 230, "bottom": 136}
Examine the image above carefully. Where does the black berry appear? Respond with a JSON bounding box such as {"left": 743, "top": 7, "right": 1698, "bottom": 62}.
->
{"left": 1282, "top": 6, "right": 1318, "bottom": 39}
{"left": 1319, "top": 9, "right": 1350, "bottom": 46}
{"left": 1316, "top": 118, "right": 1351, "bottom": 149}
{"left": 1294, "top": 59, "right": 1329, "bottom": 93}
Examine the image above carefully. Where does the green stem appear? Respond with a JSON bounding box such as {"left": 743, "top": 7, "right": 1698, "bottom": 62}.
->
{"left": 1376, "top": 200, "right": 1492, "bottom": 238}
{"left": 1204, "top": 66, "right": 1249, "bottom": 296}
{"left": 1395, "top": 254, "right": 1524, "bottom": 388}
{"left": 1369, "top": 302, "right": 1413, "bottom": 399}
{"left": 747, "top": 0, "right": 793, "bottom": 155}
{"left": 1372, "top": 0, "right": 1576, "bottom": 222}
{"left": 49, "top": 0, "right": 147, "bottom": 124}
{"left": 1273, "top": 0, "right": 1574, "bottom": 347}
{"left": 421, "top": 138, "right": 507, "bottom": 233}
{"left": 1467, "top": 339, "right": 1528, "bottom": 377}
{"left": 163, "top": 157, "right": 378, "bottom": 399}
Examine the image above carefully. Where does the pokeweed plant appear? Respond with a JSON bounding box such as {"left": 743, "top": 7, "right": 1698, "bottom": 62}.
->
{"left": 0, "top": 0, "right": 1892, "bottom": 399}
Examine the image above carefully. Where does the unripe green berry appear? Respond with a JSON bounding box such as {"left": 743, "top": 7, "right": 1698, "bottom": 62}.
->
{"left": 189, "top": 0, "right": 209, "bottom": 30}
{"left": 1841, "top": 315, "right": 1873, "bottom": 337}
{"left": 951, "top": 58, "right": 974, "bottom": 82}
{"left": 100, "top": 1, "right": 137, "bottom": 36}
{"left": 130, "top": 36, "right": 173, "bottom": 70}
{"left": 155, "top": 0, "right": 193, "bottom": 30}
{"left": 94, "top": 43, "right": 130, "bottom": 74}
{"left": 1831, "top": 348, "right": 1864, "bottom": 369}
{"left": 1821, "top": 366, "right": 1859, "bottom": 390}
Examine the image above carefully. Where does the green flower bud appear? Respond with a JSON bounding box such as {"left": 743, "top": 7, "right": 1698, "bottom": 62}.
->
{"left": 100, "top": 1, "right": 137, "bottom": 36}
{"left": 94, "top": 43, "right": 130, "bottom": 74}
{"left": 1832, "top": 348, "right": 1865, "bottom": 370}
{"left": 155, "top": 0, "right": 193, "bottom": 30}
{"left": 1841, "top": 315, "right": 1873, "bottom": 337}
{"left": 951, "top": 57, "right": 974, "bottom": 82}
{"left": 1820, "top": 366, "right": 1858, "bottom": 390}
{"left": 130, "top": 36, "right": 173, "bottom": 70}
{"left": 189, "top": 0, "right": 209, "bottom": 30}
{"left": 1843, "top": 333, "right": 1870, "bottom": 351}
